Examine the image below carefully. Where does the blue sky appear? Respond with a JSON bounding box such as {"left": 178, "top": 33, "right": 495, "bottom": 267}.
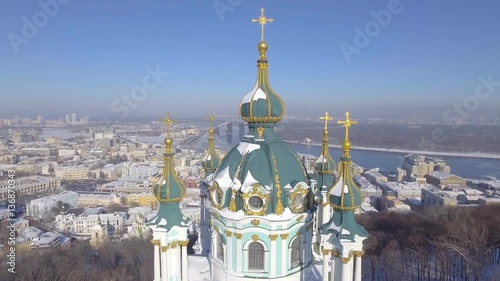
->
{"left": 1, "top": 0, "right": 499, "bottom": 120}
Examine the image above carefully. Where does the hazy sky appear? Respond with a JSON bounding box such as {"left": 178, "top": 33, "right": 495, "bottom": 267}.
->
{"left": 1, "top": 0, "right": 499, "bottom": 120}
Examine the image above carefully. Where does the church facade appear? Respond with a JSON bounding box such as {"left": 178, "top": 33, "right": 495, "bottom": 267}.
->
{"left": 149, "top": 8, "right": 369, "bottom": 281}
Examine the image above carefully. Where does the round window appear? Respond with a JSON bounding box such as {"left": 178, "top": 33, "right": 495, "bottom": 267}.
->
{"left": 248, "top": 196, "right": 264, "bottom": 211}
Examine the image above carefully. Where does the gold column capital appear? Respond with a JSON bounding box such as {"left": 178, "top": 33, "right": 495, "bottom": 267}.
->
{"left": 280, "top": 233, "right": 289, "bottom": 239}
{"left": 160, "top": 246, "right": 168, "bottom": 252}
{"left": 235, "top": 233, "right": 242, "bottom": 239}
{"left": 269, "top": 234, "right": 278, "bottom": 241}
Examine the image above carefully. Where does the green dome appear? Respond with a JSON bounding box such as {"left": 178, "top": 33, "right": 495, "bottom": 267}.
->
{"left": 210, "top": 125, "right": 309, "bottom": 215}
{"left": 147, "top": 136, "right": 190, "bottom": 230}
{"left": 239, "top": 41, "right": 285, "bottom": 123}
{"left": 202, "top": 128, "right": 221, "bottom": 174}
{"left": 327, "top": 155, "right": 363, "bottom": 211}
{"left": 314, "top": 130, "right": 336, "bottom": 175}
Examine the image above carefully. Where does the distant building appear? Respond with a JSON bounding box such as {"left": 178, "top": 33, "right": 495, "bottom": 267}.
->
{"left": 0, "top": 176, "right": 61, "bottom": 200}
{"left": 21, "top": 148, "right": 57, "bottom": 157}
{"left": 55, "top": 165, "right": 89, "bottom": 180}
{"left": 71, "top": 113, "right": 77, "bottom": 124}
{"left": 426, "top": 171, "right": 466, "bottom": 187}
{"left": 25, "top": 191, "right": 78, "bottom": 219}
{"left": 421, "top": 188, "right": 462, "bottom": 207}
{"left": 402, "top": 154, "right": 450, "bottom": 180}
{"left": 65, "top": 114, "right": 70, "bottom": 124}
{"left": 78, "top": 193, "right": 119, "bottom": 207}
{"left": 122, "top": 162, "right": 158, "bottom": 180}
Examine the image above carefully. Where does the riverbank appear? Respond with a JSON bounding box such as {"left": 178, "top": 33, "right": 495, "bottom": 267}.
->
{"left": 284, "top": 140, "right": 500, "bottom": 160}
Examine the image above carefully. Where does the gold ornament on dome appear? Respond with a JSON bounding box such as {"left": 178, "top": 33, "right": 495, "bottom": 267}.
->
{"left": 257, "top": 127, "right": 264, "bottom": 139}
{"left": 208, "top": 182, "right": 224, "bottom": 210}
{"left": 289, "top": 183, "right": 309, "bottom": 213}
{"left": 241, "top": 184, "right": 270, "bottom": 216}
{"left": 252, "top": 8, "right": 273, "bottom": 42}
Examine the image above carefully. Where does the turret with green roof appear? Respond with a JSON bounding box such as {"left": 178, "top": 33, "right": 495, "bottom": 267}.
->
{"left": 201, "top": 113, "right": 221, "bottom": 176}
{"left": 147, "top": 112, "right": 190, "bottom": 231}
{"left": 321, "top": 112, "right": 368, "bottom": 241}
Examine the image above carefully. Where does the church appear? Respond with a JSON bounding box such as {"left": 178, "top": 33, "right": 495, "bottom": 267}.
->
{"left": 147, "top": 8, "right": 369, "bottom": 281}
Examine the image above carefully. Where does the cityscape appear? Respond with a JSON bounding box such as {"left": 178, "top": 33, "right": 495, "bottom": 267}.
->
{"left": 1, "top": 1, "right": 500, "bottom": 281}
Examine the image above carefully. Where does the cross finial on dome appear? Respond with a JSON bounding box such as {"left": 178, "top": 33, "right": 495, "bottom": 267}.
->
{"left": 252, "top": 8, "right": 273, "bottom": 41}
{"left": 337, "top": 112, "right": 357, "bottom": 141}
{"left": 162, "top": 111, "right": 175, "bottom": 138}
{"left": 208, "top": 112, "right": 215, "bottom": 129}
{"left": 320, "top": 112, "right": 333, "bottom": 132}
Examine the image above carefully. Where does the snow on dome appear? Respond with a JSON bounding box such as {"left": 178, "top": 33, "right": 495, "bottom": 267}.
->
{"left": 241, "top": 82, "right": 267, "bottom": 104}
{"left": 231, "top": 177, "right": 242, "bottom": 191}
{"left": 236, "top": 142, "right": 260, "bottom": 155}
{"left": 343, "top": 184, "right": 349, "bottom": 193}
{"left": 214, "top": 166, "right": 232, "bottom": 188}
{"left": 330, "top": 178, "right": 344, "bottom": 196}
{"left": 241, "top": 170, "right": 259, "bottom": 192}
{"left": 158, "top": 218, "right": 167, "bottom": 226}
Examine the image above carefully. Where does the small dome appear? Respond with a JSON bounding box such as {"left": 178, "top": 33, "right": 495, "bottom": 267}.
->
{"left": 239, "top": 41, "right": 285, "bottom": 123}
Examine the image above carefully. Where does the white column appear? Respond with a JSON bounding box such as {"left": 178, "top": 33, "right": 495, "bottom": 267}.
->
{"left": 322, "top": 203, "right": 330, "bottom": 225}
{"left": 354, "top": 255, "right": 362, "bottom": 281}
{"left": 322, "top": 252, "right": 329, "bottom": 281}
{"left": 330, "top": 256, "right": 335, "bottom": 281}
{"left": 226, "top": 232, "right": 232, "bottom": 272}
{"left": 280, "top": 234, "right": 288, "bottom": 274}
{"left": 236, "top": 234, "right": 242, "bottom": 273}
{"left": 161, "top": 247, "right": 168, "bottom": 281}
{"left": 154, "top": 244, "right": 161, "bottom": 281}
{"left": 182, "top": 243, "right": 188, "bottom": 281}
{"left": 269, "top": 236, "right": 277, "bottom": 277}
{"left": 341, "top": 258, "right": 350, "bottom": 281}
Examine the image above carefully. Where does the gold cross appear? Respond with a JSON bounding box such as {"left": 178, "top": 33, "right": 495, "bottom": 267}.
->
{"left": 320, "top": 112, "right": 333, "bottom": 131}
{"left": 208, "top": 112, "right": 215, "bottom": 128}
{"left": 337, "top": 112, "right": 357, "bottom": 140}
{"left": 252, "top": 8, "right": 273, "bottom": 41}
{"left": 162, "top": 112, "right": 175, "bottom": 137}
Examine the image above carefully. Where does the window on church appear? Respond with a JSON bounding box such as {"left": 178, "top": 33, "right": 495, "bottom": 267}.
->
{"left": 248, "top": 242, "right": 265, "bottom": 270}
{"left": 248, "top": 196, "right": 264, "bottom": 211}
{"left": 217, "top": 232, "right": 224, "bottom": 262}
{"left": 290, "top": 238, "right": 301, "bottom": 268}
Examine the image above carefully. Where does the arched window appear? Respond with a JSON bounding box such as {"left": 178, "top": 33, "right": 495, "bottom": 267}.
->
{"left": 290, "top": 238, "right": 301, "bottom": 268}
{"left": 248, "top": 242, "right": 265, "bottom": 270}
{"left": 216, "top": 232, "right": 224, "bottom": 262}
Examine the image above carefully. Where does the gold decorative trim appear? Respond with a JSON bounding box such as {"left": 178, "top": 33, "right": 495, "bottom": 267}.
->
{"left": 289, "top": 183, "right": 309, "bottom": 213}
{"left": 269, "top": 234, "right": 278, "bottom": 241}
{"left": 225, "top": 230, "right": 233, "bottom": 237}
{"left": 352, "top": 250, "right": 364, "bottom": 257}
{"left": 296, "top": 231, "right": 301, "bottom": 237}
{"left": 257, "top": 127, "right": 264, "bottom": 139}
{"left": 252, "top": 234, "right": 259, "bottom": 242}
{"left": 241, "top": 184, "right": 270, "bottom": 216}
{"left": 321, "top": 248, "right": 332, "bottom": 255}
{"left": 151, "top": 239, "right": 161, "bottom": 246}
{"left": 208, "top": 182, "right": 224, "bottom": 210}
{"left": 251, "top": 219, "right": 260, "bottom": 226}
{"left": 171, "top": 241, "right": 178, "bottom": 248}
{"left": 296, "top": 215, "right": 304, "bottom": 222}
{"left": 270, "top": 152, "right": 284, "bottom": 215}
{"left": 229, "top": 189, "right": 237, "bottom": 212}
{"left": 342, "top": 257, "right": 351, "bottom": 264}
{"left": 179, "top": 240, "right": 189, "bottom": 247}
{"left": 235, "top": 233, "right": 243, "bottom": 239}
{"left": 280, "top": 233, "right": 289, "bottom": 239}
{"left": 161, "top": 246, "right": 168, "bottom": 252}
{"left": 212, "top": 212, "right": 220, "bottom": 219}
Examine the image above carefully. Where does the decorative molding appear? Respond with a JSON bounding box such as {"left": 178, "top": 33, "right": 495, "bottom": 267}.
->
{"left": 171, "top": 241, "right": 178, "bottom": 248}
{"left": 241, "top": 184, "right": 270, "bottom": 216}
{"left": 235, "top": 233, "right": 242, "bottom": 239}
{"left": 296, "top": 215, "right": 304, "bottom": 222}
{"left": 289, "top": 183, "right": 309, "bottom": 213}
{"left": 252, "top": 234, "right": 259, "bottom": 242}
{"left": 352, "top": 250, "right": 364, "bottom": 257}
{"left": 178, "top": 240, "right": 189, "bottom": 247}
{"left": 342, "top": 257, "right": 351, "bottom": 264}
{"left": 151, "top": 239, "right": 160, "bottom": 246}
{"left": 208, "top": 182, "right": 223, "bottom": 210}
{"left": 280, "top": 233, "right": 289, "bottom": 239}
{"left": 161, "top": 246, "right": 168, "bottom": 252}
{"left": 212, "top": 212, "right": 220, "bottom": 219}
{"left": 269, "top": 234, "right": 278, "bottom": 241}
{"left": 251, "top": 219, "right": 260, "bottom": 226}
{"left": 225, "top": 230, "right": 233, "bottom": 237}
